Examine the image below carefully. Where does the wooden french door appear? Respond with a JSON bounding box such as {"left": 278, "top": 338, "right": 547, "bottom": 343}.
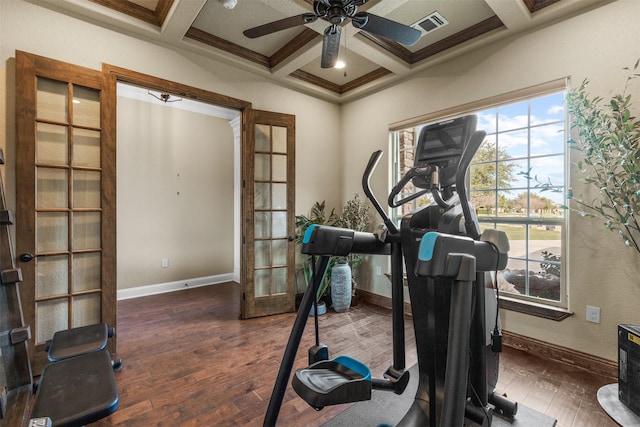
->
{"left": 241, "top": 110, "right": 296, "bottom": 319}
{"left": 15, "top": 51, "right": 116, "bottom": 373}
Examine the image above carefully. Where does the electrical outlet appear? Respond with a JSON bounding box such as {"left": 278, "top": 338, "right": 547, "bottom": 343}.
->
{"left": 161, "top": 258, "right": 169, "bottom": 268}
{"left": 586, "top": 305, "right": 600, "bottom": 323}
{"left": 375, "top": 266, "right": 382, "bottom": 276}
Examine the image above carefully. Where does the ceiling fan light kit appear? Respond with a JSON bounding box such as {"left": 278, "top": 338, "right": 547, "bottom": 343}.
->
{"left": 243, "top": 0, "right": 421, "bottom": 68}
{"left": 219, "top": 0, "right": 237, "bottom": 10}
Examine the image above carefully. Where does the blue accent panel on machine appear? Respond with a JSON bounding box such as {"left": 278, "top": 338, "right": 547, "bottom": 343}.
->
{"left": 302, "top": 224, "right": 319, "bottom": 244}
{"left": 333, "top": 355, "right": 372, "bottom": 381}
{"left": 418, "top": 232, "right": 439, "bottom": 261}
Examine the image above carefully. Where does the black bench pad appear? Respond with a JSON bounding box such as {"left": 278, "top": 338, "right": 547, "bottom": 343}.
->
{"left": 31, "top": 349, "right": 119, "bottom": 427}
{"left": 47, "top": 323, "right": 109, "bottom": 362}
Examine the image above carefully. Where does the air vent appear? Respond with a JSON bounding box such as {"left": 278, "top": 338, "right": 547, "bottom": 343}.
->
{"left": 412, "top": 11, "right": 449, "bottom": 37}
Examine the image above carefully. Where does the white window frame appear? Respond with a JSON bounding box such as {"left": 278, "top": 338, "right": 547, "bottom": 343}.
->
{"left": 389, "top": 79, "right": 569, "bottom": 309}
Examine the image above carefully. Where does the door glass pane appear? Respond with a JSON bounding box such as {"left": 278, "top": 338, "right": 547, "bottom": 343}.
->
{"left": 37, "top": 78, "right": 68, "bottom": 123}
{"left": 249, "top": 118, "right": 293, "bottom": 311}
{"left": 73, "top": 85, "right": 100, "bottom": 128}
{"left": 36, "top": 255, "right": 69, "bottom": 298}
{"left": 272, "top": 267, "right": 287, "bottom": 294}
{"left": 255, "top": 124, "right": 270, "bottom": 151}
{"left": 255, "top": 183, "right": 270, "bottom": 209}
{"left": 255, "top": 212, "right": 270, "bottom": 239}
{"left": 255, "top": 153, "right": 270, "bottom": 180}
{"left": 272, "top": 240, "right": 287, "bottom": 266}
{"left": 36, "top": 123, "right": 68, "bottom": 165}
{"left": 272, "top": 183, "right": 287, "bottom": 209}
{"left": 73, "top": 170, "right": 101, "bottom": 208}
{"left": 255, "top": 269, "right": 270, "bottom": 297}
{"left": 73, "top": 252, "right": 101, "bottom": 292}
{"left": 36, "top": 212, "right": 68, "bottom": 253}
{"left": 36, "top": 299, "right": 68, "bottom": 344}
{"left": 72, "top": 294, "right": 101, "bottom": 328}
{"left": 272, "top": 211, "right": 286, "bottom": 238}
{"left": 36, "top": 167, "right": 68, "bottom": 208}
{"left": 73, "top": 212, "right": 101, "bottom": 250}
{"left": 255, "top": 240, "right": 270, "bottom": 267}
{"left": 272, "top": 126, "right": 287, "bottom": 153}
{"left": 272, "top": 154, "right": 286, "bottom": 181}
{"left": 73, "top": 128, "right": 101, "bottom": 168}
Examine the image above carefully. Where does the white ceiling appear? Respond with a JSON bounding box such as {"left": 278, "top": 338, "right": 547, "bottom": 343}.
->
{"left": 27, "top": 0, "right": 611, "bottom": 103}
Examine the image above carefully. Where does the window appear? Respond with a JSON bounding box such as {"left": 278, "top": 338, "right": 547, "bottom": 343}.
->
{"left": 390, "top": 84, "right": 567, "bottom": 307}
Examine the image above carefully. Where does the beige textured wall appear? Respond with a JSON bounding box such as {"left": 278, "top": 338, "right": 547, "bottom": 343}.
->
{"left": 116, "top": 96, "right": 234, "bottom": 289}
{"left": 341, "top": 0, "right": 640, "bottom": 361}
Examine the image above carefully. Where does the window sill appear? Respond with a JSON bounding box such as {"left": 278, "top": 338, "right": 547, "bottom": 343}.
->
{"left": 499, "top": 296, "right": 573, "bottom": 321}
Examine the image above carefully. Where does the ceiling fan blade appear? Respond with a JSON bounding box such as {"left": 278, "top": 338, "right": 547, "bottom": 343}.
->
{"left": 351, "top": 12, "right": 421, "bottom": 46}
{"left": 321, "top": 25, "right": 341, "bottom": 68}
{"left": 244, "top": 13, "right": 317, "bottom": 38}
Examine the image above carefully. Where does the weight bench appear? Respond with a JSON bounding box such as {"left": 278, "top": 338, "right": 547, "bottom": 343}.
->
{"left": 44, "top": 323, "right": 122, "bottom": 370}
{"left": 45, "top": 323, "right": 112, "bottom": 362}
{"left": 30, "top": 349, "right": 119, "bottom": 427}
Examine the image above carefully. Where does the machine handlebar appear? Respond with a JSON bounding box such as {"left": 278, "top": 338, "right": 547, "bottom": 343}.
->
{"left": 387, "top": 167, "right": 431, "bottom": 209}
{"left": 362, "top": 150, "right": 398, "bottom": 235}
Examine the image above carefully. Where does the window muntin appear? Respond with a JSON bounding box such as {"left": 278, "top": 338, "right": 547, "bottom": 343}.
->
{"left": 390, "top": 90, "right": 566, "bottom": 306}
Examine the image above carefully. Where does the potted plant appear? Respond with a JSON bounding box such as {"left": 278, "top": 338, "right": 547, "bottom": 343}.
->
{"left": 295, "top": 201, "right": 339, "bottom": 314}
{"left": 565, "top": 62, "right": 640, "bottom": 254}
{"left": 332, "top": 194, "right": 372, "bottom": 310}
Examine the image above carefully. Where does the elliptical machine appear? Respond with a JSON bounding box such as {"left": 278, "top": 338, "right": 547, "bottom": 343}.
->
{"left": 264, "top": 115, "right": 517, "bottom": 426}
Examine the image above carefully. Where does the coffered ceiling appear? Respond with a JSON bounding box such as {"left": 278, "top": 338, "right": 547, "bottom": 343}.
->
{"left": 27, "top": 0, "right": 610, "bottom": 103}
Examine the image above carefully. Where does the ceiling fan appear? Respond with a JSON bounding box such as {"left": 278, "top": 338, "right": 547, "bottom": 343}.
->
{"left": 243, "top": 0, "right": 421, "bottom": 68}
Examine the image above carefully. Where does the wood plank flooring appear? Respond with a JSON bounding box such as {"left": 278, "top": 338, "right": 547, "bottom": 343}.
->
{"left": 92, "top": 282, "right": 618, "bottom": 427}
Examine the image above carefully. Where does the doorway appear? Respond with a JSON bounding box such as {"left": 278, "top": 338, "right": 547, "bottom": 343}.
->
{"left": 114, "top": 82, "right": 242, "bottom": 298}
{"left": 103, "top": 65, "right": 298, "bottom": 319}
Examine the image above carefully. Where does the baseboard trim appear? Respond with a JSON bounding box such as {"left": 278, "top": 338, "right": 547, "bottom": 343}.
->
{"left": 117, "top": 273, "right": 234, "bottom": 300}
{"left": 501, "top": 330, "right": 617, "bottom": 380}
{"left": 358, "top": 289, "right": 618, "bottom": 380}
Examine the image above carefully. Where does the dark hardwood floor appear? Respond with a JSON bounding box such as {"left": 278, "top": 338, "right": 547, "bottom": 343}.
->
{"left": 92, "top": 282, "right": 618, "bottom": 427}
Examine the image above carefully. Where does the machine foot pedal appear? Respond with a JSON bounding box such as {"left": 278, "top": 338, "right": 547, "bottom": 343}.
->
{"left": 292, "top": 355, "right": 371, "bottom": 409}
{"left": 489, "top": 392, "right": 518, "bottom": 420}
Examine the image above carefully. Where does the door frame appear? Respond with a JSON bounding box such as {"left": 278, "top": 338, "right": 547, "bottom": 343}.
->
{"left": 102, "top": 64, "right": 253, "bottom": 308}
{"left": 103, "top": 66, "right": 295, "bottom": 319}
{"left": 103, "top": 67, "right": 251, "bottom": 295}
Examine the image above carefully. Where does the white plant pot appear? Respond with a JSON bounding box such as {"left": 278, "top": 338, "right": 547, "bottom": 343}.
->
{"left": 331, "top": 263, "right": 352, "bottom": 313}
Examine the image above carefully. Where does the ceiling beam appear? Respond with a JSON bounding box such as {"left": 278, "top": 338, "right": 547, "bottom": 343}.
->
{"left": 160, "top": 0, "right": 207, "bottom": 43}
{"left": 484, "top": 0, "right": 532, "bottom": 31}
